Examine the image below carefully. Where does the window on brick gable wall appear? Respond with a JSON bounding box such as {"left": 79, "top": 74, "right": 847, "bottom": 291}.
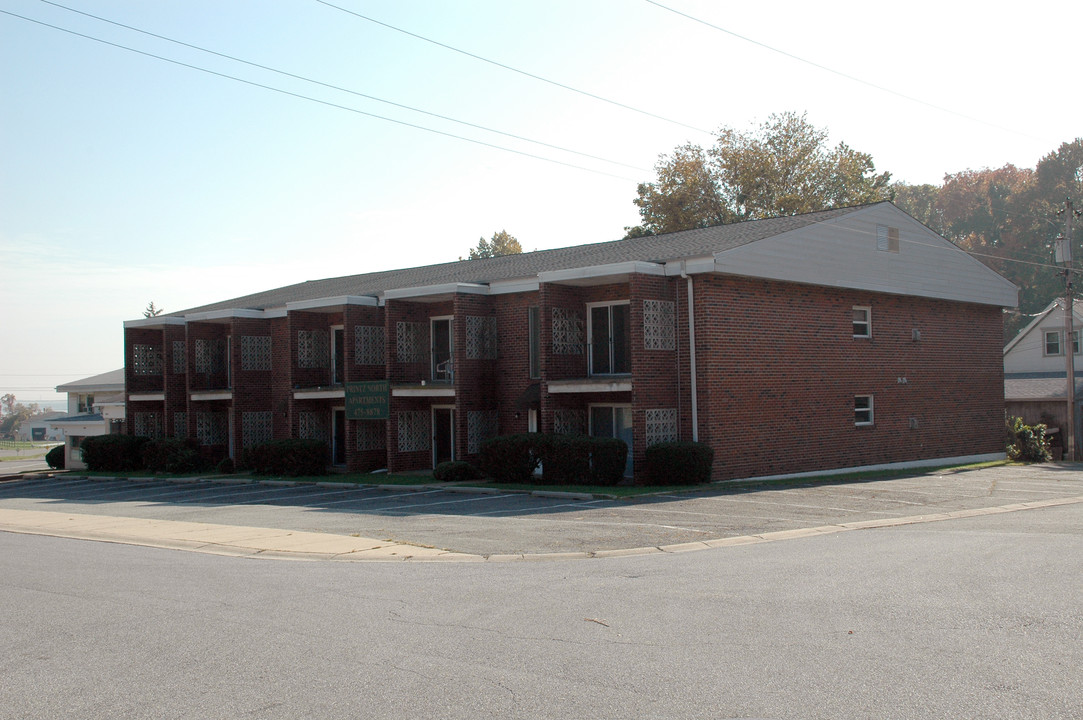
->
{"left": 854, "top": 395, "right": 874, "bottom": 426}
{"left": 853, "top": 307, "right": 871, "bottom": 338}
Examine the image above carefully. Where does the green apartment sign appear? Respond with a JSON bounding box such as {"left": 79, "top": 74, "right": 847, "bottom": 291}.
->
{"left": 345, "top": 380, "right": 390, "bottom": 420}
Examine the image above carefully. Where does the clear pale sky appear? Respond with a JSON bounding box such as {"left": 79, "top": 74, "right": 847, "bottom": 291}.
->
{"left": 2, "top": 0, "right": 1079, "bottom": 409}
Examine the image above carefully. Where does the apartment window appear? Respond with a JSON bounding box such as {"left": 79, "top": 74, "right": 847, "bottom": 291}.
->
{"left": 588, "top": 301, "right": 631, "bottom": 375}
{"left": 78, "top": 394, "right": 94, "bottom": 414}
{"left": 855, "top": 395, "right": 874, "bottom": 426}
{"left": 528, "top": 306, "right": 540, "bottom": 379}
{"left": 1045, "top": 331, "right": 1062, "bottom": 356}
{"left": 853, "top": 307, "right": 871, "bottom": 338}
{"left": 332, "top": 326, "right": 345, "bottom": 384}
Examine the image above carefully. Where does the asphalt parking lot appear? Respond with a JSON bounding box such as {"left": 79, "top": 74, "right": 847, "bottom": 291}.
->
{"left": 2, "top": 463, "right": 1082, "bottom": 556}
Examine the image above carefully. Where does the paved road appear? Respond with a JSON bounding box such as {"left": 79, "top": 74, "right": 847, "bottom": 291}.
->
{"left": 0, "top": 464, "right": 1080, "bottom": 555}
{"left": 2, "top": 500, "right": 1080, "bottom": 719}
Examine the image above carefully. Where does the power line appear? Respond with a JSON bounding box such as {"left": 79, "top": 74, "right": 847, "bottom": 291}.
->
{"left": 38, "top": 0, "right": 647, "bottom": 173}
{"left": 1, "top": 9, "right": 638, "bottom": 182}
{"left": 314, "top": 0, "right": 713, "bottom": 136}
{"left": 644, "top": 0, "right": 1048, "bottom": 144}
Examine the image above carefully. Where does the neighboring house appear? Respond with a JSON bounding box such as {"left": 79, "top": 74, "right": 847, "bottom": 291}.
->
{"left": 1003, "top": 298, "right": 1083, "bottom": 455}
{"left": 14, "top": 412, "right": 66, "bottom": 442}
{"left": 122, "top": 203, "right": 1017, "bottom": 482}
{"left": 49, "top": 368, "right": 126, "bottom": 470}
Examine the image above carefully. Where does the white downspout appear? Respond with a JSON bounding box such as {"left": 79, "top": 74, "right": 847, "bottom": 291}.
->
{"left": 681, "top": 262, "right": 699, "bottom": 442}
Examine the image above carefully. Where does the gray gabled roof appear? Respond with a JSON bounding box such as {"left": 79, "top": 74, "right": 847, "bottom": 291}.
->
{"left": 172, "top": 204, "right": 872, "bottom": 315}
{"left": 56, "top": 368, "right": 125, "bottom": 393}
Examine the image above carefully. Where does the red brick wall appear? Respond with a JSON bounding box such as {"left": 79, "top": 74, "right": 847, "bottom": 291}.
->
{"left": 185, "top": 322, "right": 230, "bottom": 392}
{"left": 692, "top": 274, "right": 1005, "bottom": 480}
{"left": 494, "top": 291, "right": 540, "bottom": 436}
{"left": 163, "top": 324, "right": 187, "bottom": 437}
{"left": 124, "top": 327, "right": 164, "bottom": 395}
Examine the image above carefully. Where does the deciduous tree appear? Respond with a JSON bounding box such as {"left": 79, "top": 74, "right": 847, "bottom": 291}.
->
{"left": 625, "top": 112, "right": 893, "bottom": 237}
{"left": 466, "top": 230, "right": 523, "bottom": 260}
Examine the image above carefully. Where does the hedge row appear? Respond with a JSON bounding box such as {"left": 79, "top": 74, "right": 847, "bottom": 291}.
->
{"left": 238, "top": 439, "right": 328, "bottom": 476}
{"left": 476, "top": 433, "right": 631, "bottom": 486}
{"left": 477, "top": 433, "right": 714, "bottom": 486}
{"left": 78, "top": 435, "right": 329, "bottom": 476}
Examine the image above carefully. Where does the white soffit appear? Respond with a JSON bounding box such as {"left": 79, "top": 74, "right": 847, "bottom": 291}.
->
{"left": 539, "top": 261, "right": 665, "bottom": 286}
{"left": 129, "top": 393, "right": 165, "bottom": 402}
{"left": 710, "top": 205, "right": 1019, "bottom": 307}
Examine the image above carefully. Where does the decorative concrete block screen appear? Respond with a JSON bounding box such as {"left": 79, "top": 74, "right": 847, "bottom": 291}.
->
{"left": 297, "top": 330, "right": 329, "bottom": 369}
{"left": 242, "top": 411, "right": 273, "bottom": 448}
{"left": 467, "top": 410, "right": 500, "bottom": 454}
{"left": 553, "top": 409, "right": 586, "bottom": 436}
{"left": 196, "top": 412, "right": 228, "bottom": 446}
{"left": 397, "top": 411, "right": 429, "bottom": 453}
{"left": 356, "top": 420, "right": 386, "bottom": 451}
{"left": 194, "top": 338, "right": 226, "bottom": 374}
{"left": 396, "top": 322, "right": 426, "bottom": 363}
{"left": 134, "top": 412, "right": 163, "bottom": 438}
{"left": 132, "top": 344, "right": 163, "bottom": 375}
{"left": 172, "top": 341, "right": 187, "bottom": 374}
{"left": 355, "top": 326, "right": 385, "bottom": 366}
{"left": 645, "top": 408, "right": 678, "bottom": 446}
{"left": 643, "top": 300, "right": 676, "bottom": 351}
{"left": 173, "top": 411, "right": 188, "bottom": 439}
{"left": 298, "top": 411, "right": 328, "bottom": 441}
{"left": 552, "top": 308, "right": 584, "bottom": 355}
{"left": 241, "top": 336, "right": 272, "bottom": 371}
{"left": 466, "top": 316, "right": 498, "bottom": 360}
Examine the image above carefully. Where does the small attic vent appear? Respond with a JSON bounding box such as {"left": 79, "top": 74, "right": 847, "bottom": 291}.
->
{"left": 877, "top": 225, "right": 900, "bottom": 253}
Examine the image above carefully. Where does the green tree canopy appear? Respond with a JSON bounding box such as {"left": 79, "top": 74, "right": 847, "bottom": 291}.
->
{"left": 893, "top": 138, "right": 1083, "bottom": 341}
{"left": 625, "top": 112, "right": 893, "bottom": 237}
{"left": 466, "top": 230, "right": 523, "bottom": 260}
{"left": 0, "top": 396, "right": 40, "bottom": 437}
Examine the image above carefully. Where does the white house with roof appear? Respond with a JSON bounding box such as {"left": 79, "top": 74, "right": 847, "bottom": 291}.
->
{"left": 1003, "top": 298, "right": 1083, "bottom": 457}
{"left": 49, "top": 368, "right": 126, "bottom": 469}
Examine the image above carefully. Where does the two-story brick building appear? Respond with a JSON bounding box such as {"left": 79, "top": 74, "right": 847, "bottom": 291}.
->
{"left": 122, "top": 203, "right": 1018, "bottom": 481}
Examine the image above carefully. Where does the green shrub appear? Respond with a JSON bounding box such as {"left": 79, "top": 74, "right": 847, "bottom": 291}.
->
{"left": 142, "top": 438, "right": 207, "bottom": 474}
{"left": 644, "top": 441, "right": 715, "bottom": 485}
{"left": 45, "top": 445, "right": 65, "bottom": 470}
{"left": 433, "top": 460, "right": 481, "bottom": 482}
{"left": 539, "top": 434, "right": 592, "bottom": 485}
{"left": 215, "top": 457, "right": 236, "bottom": 475}
{"left": 588, "top": 437, "right": 628, "bottom": 486}
{"left": 239, "top": 439, "right": 328, "bottom": 476}
{"left": 81, "top": 434, "right": 150, "bottom": 472}
{"left": 478, "top": 433, "right": 539, "bottom": 483}
{"left": 1006, "top": 417, "right": 1052, "bottom": 463}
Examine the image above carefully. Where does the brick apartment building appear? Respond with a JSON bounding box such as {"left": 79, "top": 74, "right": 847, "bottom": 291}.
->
{"left": 122, "top": 203, "right": 1018, "bottom": 482}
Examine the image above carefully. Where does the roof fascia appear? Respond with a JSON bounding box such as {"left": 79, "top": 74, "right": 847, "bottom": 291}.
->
{"left": 538, "top": 261, "right": 665, "bottom": 285}
{"left": 383, "top": 282, "right": 489, "bottom": 301}
{"left": 185, "top": 308, "right": 268, "bottom": 323}
{"left": 123, "top": 317, "right": 187, "bottom": 329}
{"left": 489, "top": 277, "right": 541, "bottom": 295}
{"left": 663, "top": 257, "right": 715, "bottom": 276}
{"left": 286, "top": 295, "right": 379, "bottom": 312}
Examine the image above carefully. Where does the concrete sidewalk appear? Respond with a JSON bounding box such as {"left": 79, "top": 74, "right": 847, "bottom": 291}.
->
{"left": 3, "top": 493, "right": 1082, "bottom": 562}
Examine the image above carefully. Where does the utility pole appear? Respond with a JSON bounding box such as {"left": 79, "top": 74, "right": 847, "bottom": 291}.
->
{"left": 1055, "top": 198, "right": 1081, "bottom": 460}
